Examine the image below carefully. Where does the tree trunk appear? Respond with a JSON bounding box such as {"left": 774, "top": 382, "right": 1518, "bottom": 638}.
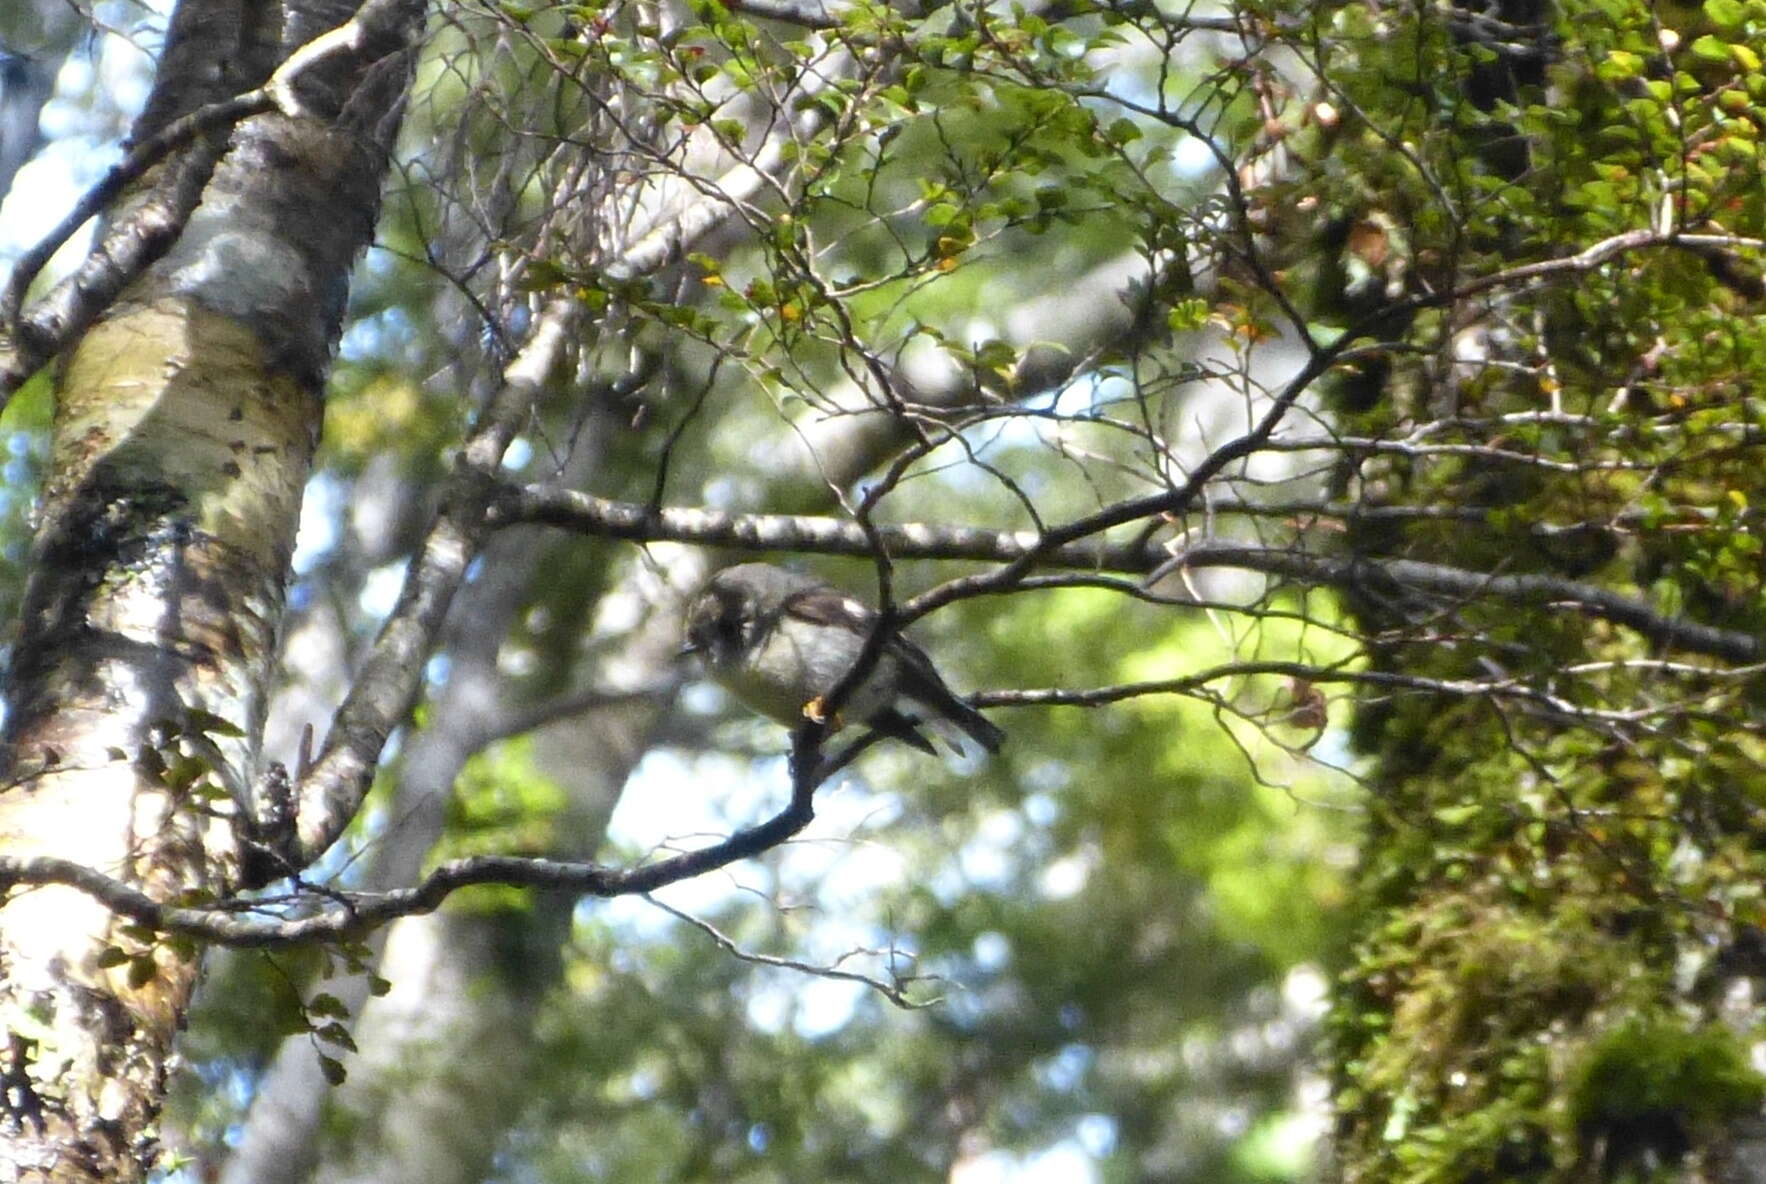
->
{"left": 0, "top": 0, "right": 420, "bottom": 1176}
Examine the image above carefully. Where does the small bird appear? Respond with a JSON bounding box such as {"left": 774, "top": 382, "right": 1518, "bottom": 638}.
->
{"left": 681, "top": 563, "right": 1004, "bottom": 756}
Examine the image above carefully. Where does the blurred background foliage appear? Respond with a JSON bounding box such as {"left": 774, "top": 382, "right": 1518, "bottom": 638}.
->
{"left": 6, "top": 0, "right": 1766, "bottom": 1177}
{"left": 8, "top": 0, "right": 1355, "bottom": 1174}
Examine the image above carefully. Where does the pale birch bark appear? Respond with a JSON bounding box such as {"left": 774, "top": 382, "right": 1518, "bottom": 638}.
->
{"left": 220, "top": 408, "right": 615, "bottom": 1184}
{"left": 0, "top": 0, "right": 422, "bottom": 1176}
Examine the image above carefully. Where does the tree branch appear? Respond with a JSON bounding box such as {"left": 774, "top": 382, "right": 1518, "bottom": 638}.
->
{"left": 975, "top": 658, "right": 1733, "bottom": 724}
{"left": 1171, "top": 542, "right": 1762, "bottom": 664}
{"left": 491, "top": 485, "right": 1762, "bottom": 664}
{"left": 285, "top": 300, "right": 578, "bottom": 868}
{"left": 11, "top": 629, "right": 1730, "bottom": 949}
{"left": 0, "top": 702, "right": 854, "bottom": 947}
{"left": 645, "top": 894, "right": 942, "bottom": 1009}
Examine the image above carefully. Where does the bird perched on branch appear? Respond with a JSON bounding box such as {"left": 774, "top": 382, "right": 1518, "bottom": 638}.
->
{"left": 682, "top": 563, "right": 1004, "bottom": 756}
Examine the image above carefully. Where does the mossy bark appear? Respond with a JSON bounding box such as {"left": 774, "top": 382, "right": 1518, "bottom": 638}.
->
{"left": 0, "top": 0, "right": 420, "bottom": 1176}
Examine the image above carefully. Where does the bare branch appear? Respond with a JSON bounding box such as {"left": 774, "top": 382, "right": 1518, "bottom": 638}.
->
{"left": 1167, "top": 543, "right": 1763, "bottom": 665}
{"left": 286, "top": 300, "right": 578, "bottom": 868}
{"left": 975, "top": 658, "right": 1730, "bottom": 724}
{"left": 492, "top": 488, "right": 1763, "bottom": 665}
{"left": 0, "top": 698, "right": 854, "bottom": 947}
{"left": 0, "top": 93, "right": 265, "bottom": 338}
{"left": 645, "top": 894, "right": 942, "bottom": 1009}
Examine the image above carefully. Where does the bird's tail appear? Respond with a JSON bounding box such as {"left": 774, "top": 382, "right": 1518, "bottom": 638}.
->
{"left": 947, "top": 699, "right": 1004, "bottom": 754}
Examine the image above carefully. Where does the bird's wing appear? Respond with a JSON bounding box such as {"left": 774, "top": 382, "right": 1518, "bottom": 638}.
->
{"left": 778, "top": 584, "right": 875, "bottom": 632}
{"left": 882, "top": 632, "right": 1005, "bottom": 754}
{"left": 781, "top": 584, "right": 1003, "bottom": 753}
{"left": 781, "top": 587, "right": 949, "bottom": 693}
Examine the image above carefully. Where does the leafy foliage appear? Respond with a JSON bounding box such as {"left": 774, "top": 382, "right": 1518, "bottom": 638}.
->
{"left": 5, "top": 0, "right": 1764, "bottom": 1177}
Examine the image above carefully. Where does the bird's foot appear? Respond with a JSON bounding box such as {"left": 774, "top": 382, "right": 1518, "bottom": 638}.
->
{"left": 802, "top": 697, "right": 844, "bottom": 729}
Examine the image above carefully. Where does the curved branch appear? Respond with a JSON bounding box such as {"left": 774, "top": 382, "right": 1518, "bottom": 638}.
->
{"left": 1173, "top": 543, "right": 1762, "bottom": 665}
{"left": 0, "top": 788, "right": 810, "bottom": 946}
{"left": 976, "top": 658, "right": 1730, "bottom": 723}
{"left": 0, "top": 91, "right": 269, "bottom": 335}
{"left": 492, "top": 485, "right": 1762, "bottom": 664}
{"left": 12, "top": 634, "right": 1732, "bottom": 948}
{"left": 0, "top": 708, "right": 877, "bottom": 946}
{"left": 646, "top": 894, "right": 941, "bottom": 1009}
{"left": 285, "top": 301, "right": 578, "bottom": 867}
{"left": 490, "top": 482, "right": 1164, "bottom": 569}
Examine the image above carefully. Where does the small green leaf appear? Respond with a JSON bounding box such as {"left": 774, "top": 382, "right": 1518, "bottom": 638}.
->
{"left": 127, "top": 953, "right": 157, "bottom": 989}
{"left": 1432, "top": 803, "right": 1482, "bottom": 826}
{"left": 1704, "top": 0, "right": 1747, "bottom": 29}
{"left": 1104, "top": 117, "right": 1142, "bottom": 145}
{"left": 1690, "top": 34, "right": 1733, "bottom": 64}
{"left": 973, "top": 339, "right": 1017, "bottom": 371}
{"left": 1167, "top": 299, "right": 1209, "bottom": 332}
{"left": 184, "top": 709, "right": 244, "bottom": 738}
{"left": 308, "top": 993, "right": 350, "bottom": 1019}
{"left": 1597, "top": 49, "right": 1644, "bottom": 82}
{"left": 164, "top": 756, "right": 208, "bottom": 794}
{"left": 317, "top": 1054, "right": 348, "bottom": 1086}
{"left": 314, "top": 1022, "right": 359, "bottom": 1053}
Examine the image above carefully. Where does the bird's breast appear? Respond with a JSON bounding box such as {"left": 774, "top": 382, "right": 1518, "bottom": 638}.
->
{"left": 713, "top": 617, "right": 894, "bottom": 726}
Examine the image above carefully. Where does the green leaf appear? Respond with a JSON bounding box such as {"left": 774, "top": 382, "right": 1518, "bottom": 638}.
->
{"left": 1596, "top": 50, "right": 1644, "bottom": 82}
{"left": 1690, "top": 34, "right": 1732, "bottom": 64}
{"left": 1104, "top": 117, "right": 1142, "bottom": 145}
{"left": 184, "top": 709, "right": 244, "bottom": 738}
{"left": 314, "top": 1022, "right": 360, "bottom": 1053}
{"left": 1704, "top": 0, "right": 1747, "bottom": 29}
{"left": 1167, "top": 299, "right": 1209, "bottom": 332}
{"left": 1432, "top": 804, "right": 1482, "bottom": 826}
{"left": 164, "top": 756, "right": 208, "bottom": 794}
{"left": 974, "top": 339, "right": 1017, "bottom": 372}
{"left": 308, "top": 992, "right": 351, "bottom": 1019}
{"left": 317, "top": 1054, "right": 348, "bottom": 1086}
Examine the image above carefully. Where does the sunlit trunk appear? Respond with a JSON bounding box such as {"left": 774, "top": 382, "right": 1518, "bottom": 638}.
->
{"left": 0, "top": 0, "right": 419, "bottom": 1175}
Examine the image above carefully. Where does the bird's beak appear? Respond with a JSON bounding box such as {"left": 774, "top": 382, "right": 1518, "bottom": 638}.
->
{"left": 677, "top": 639, "right": 701, "bottom": 661}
